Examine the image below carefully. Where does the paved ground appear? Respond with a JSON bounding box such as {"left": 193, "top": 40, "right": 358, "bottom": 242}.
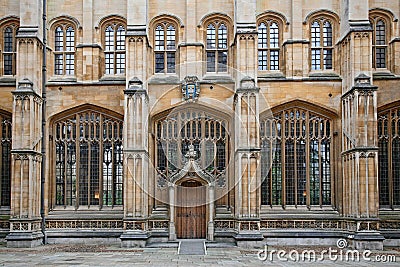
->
{"left": 0, "top": 243, "right": 399, "bottom": 266}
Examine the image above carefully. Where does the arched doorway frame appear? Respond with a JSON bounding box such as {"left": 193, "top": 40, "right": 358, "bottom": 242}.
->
{"left": 151, "top": 103, "right": 232, "bottom": 241}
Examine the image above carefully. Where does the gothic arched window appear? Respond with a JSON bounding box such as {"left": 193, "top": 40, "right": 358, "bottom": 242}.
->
{"left": 53, "top": 109, "right": 123, "bottom": 208}
{"left": 0, "top": 113, "right": 11, "bottom": 207}
{"left": 258, "top": 20, "right": 280, "bottom": 71}
{"left": 154, "top": 23, "right": 177, "bottom": 73}
{"left": 54, "top": 24, "right": 75, "bottom": 75}
{"left": 155, "top": 109, "right": 228, "bottom": 180}
{"left": 2, "top": 22, "right": 18, "bottom": 76}
{"left": 206, "top": 21, "right": 228, "bottom": 73}
{"left": 378, "top": 106, "right": 400, "bottom": 208}
{"left": 371, "top": 18, "right": 387, "bottom": 69}
{"left": 104, "top": 23, "right": 126, "bottom": 75}
{"left": 310, "top": 19, "right": 333, "bottom": 70}
{"left": 261, "top": 107, "right": 332, "bottom": 207}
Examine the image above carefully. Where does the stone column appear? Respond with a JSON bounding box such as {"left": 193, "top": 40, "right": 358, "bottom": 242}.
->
{"left": 341, "top": 74, "right": 382, "bottom": 250}
{"left": 126, "top": 0, "right": 148, "bottom": 85}
{"left": 120, "top": 78, "right": 150, "bottom": 248}
{"left": 168, "top": 184, "right": 176, "bottom": 240}
{"left": 6, "top": 79, "right": 43, "bottom": 248}
{"left": 234, "top": 78, "right": 263, "bottom": 247}
{"left": 6, "top": 0, "right": 45, "bottom": 248}
{"left": 207, "top": 183, "right": 215, "bottom": 241}
{"left": 284, "top": 0, "right": 308, "bottom": 78}
{"left": 339, "top": 0, "right": 383, "bottom": 249}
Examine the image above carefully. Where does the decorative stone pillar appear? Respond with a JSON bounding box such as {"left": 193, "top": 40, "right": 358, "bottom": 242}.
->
{"left": 6, "top": 79, "right": 43, "bottom": 248}
{"left": 234, "top": 77, "right": 263, "bottom": 247}
{"left": 341, "top": 74, "right": 383, "bottom": 250}
{"left": 120, "top": 78, "right": 150, "bottom": 248}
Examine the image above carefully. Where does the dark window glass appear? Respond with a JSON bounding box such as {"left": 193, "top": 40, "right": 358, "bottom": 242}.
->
{"left": 379, "top": 107, "right": 400, "bottom": 208}
{"left": 154, "top": 23, "right": 176, "bottom": 73}
{"left": 3, "top": 26, "right": 16, "bottom": 75}
{"left": 54, "top": 111, "right": 123, "bottom": 207}
{"left": 0, "top": 116, "right": 11, "bottom": 206}
{"left": 104, "top": 24, "right": 125, "bottom": 74}
{"left": 261, "top": 109, "right": 332, "bottom": 207}
{"left": 156, "top": 110, "right": 228, "bottom": 183}
{"left": 206, "top": 22, "right": 228, "bottom": 72}
{"left": 258, "top": 21, "right": 280, "bottom": 71}
{"left": 310, "top": 19, "right": 333, "bottom": 70}
{"left": 54, "top": 25, "right": 75, "bottom": 75}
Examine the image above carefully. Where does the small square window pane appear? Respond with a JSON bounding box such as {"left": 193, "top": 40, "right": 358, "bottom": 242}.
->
{"left": 376, "top": 48, "right": 386, "bottom": 68}
{"left": 270, "top": 50, "right": 279, "bottom": 70}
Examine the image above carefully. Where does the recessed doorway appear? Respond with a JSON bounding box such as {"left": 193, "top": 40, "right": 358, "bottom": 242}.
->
{"left": 176, "top": 180, "right": 206, "bottom": 239}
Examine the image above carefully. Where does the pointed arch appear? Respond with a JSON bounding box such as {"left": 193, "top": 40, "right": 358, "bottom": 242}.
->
{"left": 149, "top": 14, "right": 180, "bottom": 74}
{"left": 153, "top": 104, "right": 231, "bottom": 189}
{"left": 49, "top": 104, "right": 123, "bottom": 209}
{"left": 263, "top": 99, "right": 338, "bottom": 119}
{"left": 260, "top": 99, "right": 335, "bottom": 208}
{"left": 378, "top": 100, "right": 400, "bottom": 208}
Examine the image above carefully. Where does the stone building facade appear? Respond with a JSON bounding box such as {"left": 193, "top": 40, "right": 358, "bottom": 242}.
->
{"left": 0, "top": 0, "right": 399, "bottom": 249}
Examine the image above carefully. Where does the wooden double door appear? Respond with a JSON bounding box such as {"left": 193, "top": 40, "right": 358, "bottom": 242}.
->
{"left": 176, "top": 180, "right": 206, "bottom": 239}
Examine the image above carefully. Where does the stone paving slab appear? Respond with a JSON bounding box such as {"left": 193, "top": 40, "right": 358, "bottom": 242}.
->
{"left": 178, "top": 239, "right": 206, "bottom": 255}
{"left": 0, "top": 244, "right": 398, "bottom": 266}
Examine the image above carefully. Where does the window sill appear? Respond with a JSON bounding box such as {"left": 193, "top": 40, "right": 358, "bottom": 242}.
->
{"left": 373, "top": 71, "right": 400, "bottom": 80}
{"left": 0, "top": 76, "right": 16, "bottom": 86}
{"left": 48, "top": 206, "right": 124, "bottom": 218}
{"left": 201, "top": 73, "right": 234, "bottom": 84}
{"left": 258, "top": 71, "right": 285, "bottom": 80}
{"left": 100, "top": 75, "right": 125, "bottom": 81}
{"left": 148, "top": 74, "right": 180, "bottom": 85}
{"left": 308, "top": 71, "right": 341, "bottom": 81}
{"left": 260, "top": 205, "right": 338, "bottom": 217}
{"left": 48, "top": 76, "right": 77, "bottom": 83}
